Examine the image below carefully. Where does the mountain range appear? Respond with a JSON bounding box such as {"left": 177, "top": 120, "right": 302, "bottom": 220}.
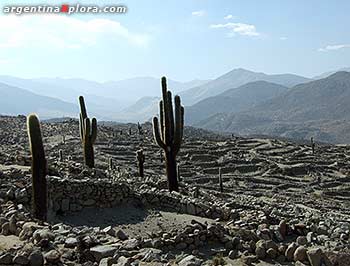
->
{"left": 197, "top": 71, "right": 350, "bottom": 143}
{"left": 1, "top": 67, "right": 350, "bottom": 143}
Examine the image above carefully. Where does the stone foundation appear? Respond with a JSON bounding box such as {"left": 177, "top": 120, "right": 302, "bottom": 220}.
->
{"left": 47, "top": 176, "right": 233, "bottom": 221}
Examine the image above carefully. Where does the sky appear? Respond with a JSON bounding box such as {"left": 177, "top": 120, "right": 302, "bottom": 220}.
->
{"left": 0, "top": 0, "right": 349, "bottom": 82}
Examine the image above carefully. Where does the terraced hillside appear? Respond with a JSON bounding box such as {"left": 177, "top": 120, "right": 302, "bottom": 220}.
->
{"left": 0, "top": 115, "right": 349, "bottom": 266}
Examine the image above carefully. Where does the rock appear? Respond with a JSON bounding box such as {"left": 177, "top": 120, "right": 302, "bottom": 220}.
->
{"left": 29, "top": 249, "right": 44, "bottom": 266}
{"left": 90, "top": 245, "right": 118, "bottom": 261}
{"left": 255, "top": 240, "right": 266, "bottom": 260}
{"left": 19, "top": 222, "right": 40, "bottom": 240}
{"left": 279, "top": 220, "right": 287, "bottom": 239}
{"left": 103, "top": 226, "right": 116, "bottom": 237}
{"left": 33, "top": 228, "right": 55, "bottom": 243}
{"left": 0, "top": 253, "right": 13, "bottom": 264}
{"left": 176, "top": 242, "right": 187, "bottom": 250}
{"left": 99, "top": 257, "right": 115, "bottom": 266}
{"left": 123, "top": 238, "right": 139, "bottom": 250}
{"left": 285, "top": 242, "right": 298, "bottom": 261}
{"left": 116, "top": 229, "right": 128, "bottom": 240}
{"left": 266, "top": 248, "right": 277, "bottom": 259}
{"left": 1, "top": 222, "right": 10, "bottom": 235}
{"left": 137, "top": 248, "right": 162, "bottom": 262}
{"left": 296, "top": 236, "right": 307, "bottom": 246}
{"left": 294, "top": 246, "right": 307, "bottom": 262}
{"left": 114, "top": 256, "right": 131, "bottom": 266}
{"left": 64, "top": 237, "right": 79, "bottom": 248}
{"left": 178, "top": 255, "right": 203, "bottom": 266}
{"left": 44, "top": 250, "right": 61, "bottom": 263}
{"left": 13, "top": 253, "right": 29, "bottom": 265}
{"left": 61, "top": 199, "right": 70, "bottom": 212}
{"left": 307, "top": 248, "right": 323, "bottom": 266}
{"left": 228, "top": 249, "right": 238, "bottom": 259}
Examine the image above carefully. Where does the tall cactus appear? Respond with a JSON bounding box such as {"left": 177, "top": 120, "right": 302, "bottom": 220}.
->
{"left": 79, "top": 96, "right": 97, "bottom": 168}
{"left": 136, "top": 149, "right": 145, "bottom": 178}
{"left": 153, "top": 77, "right": 184, "bottom": 192}
{"left": 27, "top": 114, "right": 47, "bottom": 221}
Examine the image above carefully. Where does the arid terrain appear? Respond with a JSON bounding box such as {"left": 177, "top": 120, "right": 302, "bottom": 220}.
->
{"left": 0, "top": 115, "right": 350, "bottom": 266}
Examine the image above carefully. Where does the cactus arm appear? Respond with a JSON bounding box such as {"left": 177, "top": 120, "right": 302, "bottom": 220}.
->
{"left": 167, "top": 91, "right": 174, "bottom": 143}
{"left": 173, "top": 96, "right": 184, "bottom": 156}
{"left": 153, "top": 117, "right": 166, "bottom": 150}
{"left": 159, "top": 100, "right": 165, "bottom": 140}
{"left": 79, "top": 96, "right": 87, "bottom": 119}
{"left": 84, "top": 118, "right": 91, "bottom": 139}
{"left": 91, "top": 117, "right": 97, "bottom": 143}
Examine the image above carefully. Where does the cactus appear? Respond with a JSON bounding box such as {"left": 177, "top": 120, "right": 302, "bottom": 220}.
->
{"left": 177, "top": 163, "right": 181, "bottom": 182}
{"left": 59, "top": 149, "right": 63, "bottom": 162}
{"left": 152, "top": 77, "right": 184, "bottom": 192}
{"left": 79, "top": 96, "right": 97, "bottom": 168}
{"left": 137, "top": 122, "right": 143, "bottom": 135}
{"left": 311, "top": 137, "right": 315, "bottom": 154}
{"left": 27, "top": 114, "right": 47, "bottom": 221}
{"left": 108, "top": 157, "right": 113, "bottom": 170}
{"left": 136, "top": 149, "right": 145, "bottom": 178}
{"left": 219, "top": 167, "right": 223, "bottom": 192}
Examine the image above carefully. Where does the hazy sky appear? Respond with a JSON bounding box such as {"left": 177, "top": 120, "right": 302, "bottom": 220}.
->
{"left": 0, "top": 0, "right": 349, "bottom": 81}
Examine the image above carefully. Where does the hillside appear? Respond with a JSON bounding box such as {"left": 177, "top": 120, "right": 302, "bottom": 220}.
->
{"left": 186, "top": 81, "right": 287, "bottom": 124}
{"left": 197, "top": 72, "right": 350, "bottom": 143}
{"left": 179, "top": 68, "right": 311, "bottom": 105}
{"left": 0, "top": 82, "right": 77, "bottom": 118}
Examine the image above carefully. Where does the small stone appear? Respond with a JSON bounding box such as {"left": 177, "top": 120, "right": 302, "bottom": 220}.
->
{"left": 307, "top": 248, "right": 323, "bottom": 266}
{"left": 103, "top": 226, "right": 116, "bottom": 237}
{"left": 228, "top": 249, "right": 238, "bottom": 259}
{"left": 176, "top": 242, "right": 187, "bottom": 250}
{"left": 90, "top": 245, "right": 118, "bottom": 261}
{"left": 178, "top": 255, "right": 203, "bottom": 266}
{"left": 294, "top": 246, "right": 307, "bottom": 262}
{"left": 64, "top": 237, "right": 79, "bottom": 248}
{"left": 13, "top": 254, "right": 29, "bottom": 265}
{"left": 285, "top": 242, "right": 298, "bottom": 261}
{"left": 0, "top": 253, "right": 13, "bottom": 264}
{"left": 279, "top": 220, "right": 287, "bottom": 239}
{"left": 29, "top": 249, "right": 44, "bottom": 266}
{"left": 266, "top": 248, "right": 277, "bottom": 259}
{"left": 115, "top": 256, "right": 131, "bottom": 266}
{"left": 44, "top": 250, "right": 61, "bottom": 263}
{"left": 1, "top": 222, "right": 10, "bottom": 235}
{"left": 116, "top": 229, "right": 128, "bottom": 240}
{"left": 296, "top": 236, "right": 307, "bottom": 246}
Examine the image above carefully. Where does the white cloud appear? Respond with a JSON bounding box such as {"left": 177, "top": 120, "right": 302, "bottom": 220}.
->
{"left": 210, "top": 22, "right": 260, "bottom": 37}
{"left": 318, "top": 44, "right": 350, "bottom": 52}
{"left": 224, "top": 15, "right": 234, "bottom": 20}
{"left": 192, "top": 10, "right": 206, "bottom": 17}
{"left": 0, "top": 15, "right": 150, "bottom": 49}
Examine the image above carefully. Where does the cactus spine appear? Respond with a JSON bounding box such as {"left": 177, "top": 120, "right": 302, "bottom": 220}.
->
{"left": 27, "top": 114, "right": 47, "bottom": 221}
{"left": 136, "top": 149, "right": 145, "bottom": 178}
{"left": 79, "top": 96, "right": 97, "bottom": 168}
{"left": 153, "top": 77, "right": 184, "bottom": 192}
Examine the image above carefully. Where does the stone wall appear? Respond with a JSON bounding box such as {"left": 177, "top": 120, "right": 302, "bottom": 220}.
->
{"left": 47, "top": 176, "right": 233, "bottom": 221}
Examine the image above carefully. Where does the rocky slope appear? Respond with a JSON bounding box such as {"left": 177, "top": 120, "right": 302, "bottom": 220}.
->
{"left": 197, "top": 72, "right": 350, "bottom": 144}
{"left": 0, "top": 115, "right": 349, "bottom": 265}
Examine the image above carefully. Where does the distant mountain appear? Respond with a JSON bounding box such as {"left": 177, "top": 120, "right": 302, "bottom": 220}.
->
{"left": 313, "top": 67, "right": 350, "bottom": 80}
{"left": 179, "top": 68, "right": 311, "bottom": 105}
{"left": 114, "top": 96, "right": 159, "bottom": 122}
{"left": 186, "top": 81, "right": 287, "bottom": 124}
{"left": 197, "top": 72, "right": 350, "bottom": 143}
{"left": 0, "top": 82, "right": 77, "bottom": 118}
